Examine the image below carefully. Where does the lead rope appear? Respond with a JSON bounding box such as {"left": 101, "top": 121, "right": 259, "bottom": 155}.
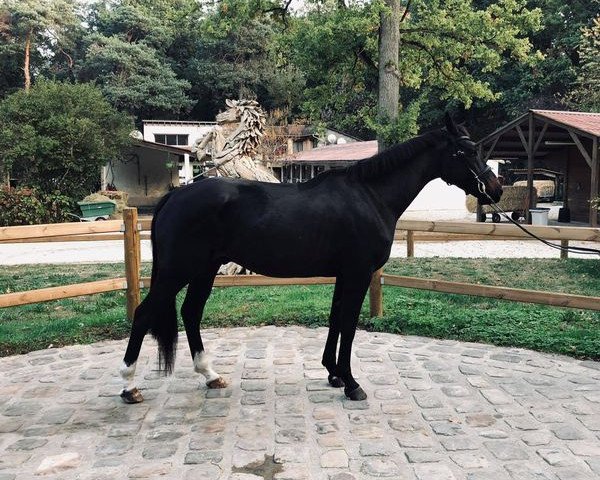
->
{"left": 472, "top": 172, "right": 600, "bottom": 257}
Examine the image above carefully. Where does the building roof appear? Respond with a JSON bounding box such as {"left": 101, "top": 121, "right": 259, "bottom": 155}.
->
{"left": 532, "top": 110, "right": 600, "bottom": 138}
{"left": 142, "top": 119, "right": 216, "bottom": 127}
{"left": 132, "top": 138, "right": 192, "bottom": 155}
{"left": 285, "top": 140, "right": 378, "bottom": 163}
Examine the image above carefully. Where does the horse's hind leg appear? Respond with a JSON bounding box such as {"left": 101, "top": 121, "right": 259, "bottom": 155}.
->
{"left": 119, "top": 279, "right": 182, "bottom": 403}
{"left": 322, "top": 278, "right": 345, "bottom": 388}
{"left": 181, "top": 267, "right": 227, "bottom": 389}
{"left": 119, "top": 295, "right": 155, "bottom": 403}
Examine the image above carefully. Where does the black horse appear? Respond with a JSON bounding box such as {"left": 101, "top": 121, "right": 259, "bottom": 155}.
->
{"left": 119, "top": 114, "right": 502, "bottom": 403}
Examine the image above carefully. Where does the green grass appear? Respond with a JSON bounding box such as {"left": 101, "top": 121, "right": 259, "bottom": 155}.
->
{"left": 1, "top": 258, "right": 599, "bottom": 359}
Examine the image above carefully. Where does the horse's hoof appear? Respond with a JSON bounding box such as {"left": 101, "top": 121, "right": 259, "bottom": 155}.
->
{"left": 328, "top": 375, "right": 345, "bottom": 388}
{"left": 207, "top": 377, "right": 228, "bottom": 389}
{"left": 120, "top": 387, "right": 143, "bottom": 404}
{"left": 345, "top": 386, "right": 367, "bottom": 401}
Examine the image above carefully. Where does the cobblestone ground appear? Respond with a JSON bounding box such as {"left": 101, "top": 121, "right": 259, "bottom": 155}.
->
{"left": 0, "top": 326, "right": 599, "bottom": 480}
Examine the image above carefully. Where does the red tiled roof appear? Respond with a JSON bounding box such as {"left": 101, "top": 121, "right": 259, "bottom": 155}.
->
{"left": 532, "top": 110, "right": 600, "bottom": 138}
{"left": 285, "top": 140, "right": 378, "bottom": 163}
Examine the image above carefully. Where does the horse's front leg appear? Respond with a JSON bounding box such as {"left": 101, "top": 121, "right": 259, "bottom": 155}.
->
{"left": 336, "top": 273, "right": 372, "bottom": 401}
{"left": 322, "top": 278, "right": 344, "bottom": 388}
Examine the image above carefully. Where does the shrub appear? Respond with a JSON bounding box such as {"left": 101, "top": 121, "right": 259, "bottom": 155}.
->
{"left": 0, "top": 188, "right": 75, "bottom": 226}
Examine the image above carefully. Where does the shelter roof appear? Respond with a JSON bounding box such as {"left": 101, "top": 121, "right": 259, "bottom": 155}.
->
{"left": 532, "top": 110, "right": 600, "bottom": 138}
{"left": 284, "top": 140, "right": 377, "bottom": 163}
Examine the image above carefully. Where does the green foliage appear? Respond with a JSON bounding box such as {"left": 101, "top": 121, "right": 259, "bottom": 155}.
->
{"left": 0, "top": 188, "right": 74, "bottom": 226}
{"left": 568, "top": 16, "right": 600, "bottom": 111}
{"left": 283, "top": 0, "right": 541, "bottom": 137}
{"left": 79, "top": 33, "right": 193, "bottom": 119}
{"left": 0, "top": 80, "right": 133, "bottom": 201}
{"left": 0, "top": 0, "right": 80, "bottom": 92}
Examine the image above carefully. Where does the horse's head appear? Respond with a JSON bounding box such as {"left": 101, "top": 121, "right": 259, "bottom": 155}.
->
{"left": 440, "top": 113, "right": 502, "bottom": 205}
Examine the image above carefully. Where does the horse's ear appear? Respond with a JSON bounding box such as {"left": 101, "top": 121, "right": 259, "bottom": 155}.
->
{"left": 444, "top": 112, "right": 459, "bottom": 136}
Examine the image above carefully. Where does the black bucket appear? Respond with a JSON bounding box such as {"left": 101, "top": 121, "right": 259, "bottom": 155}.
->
{"left": 558, "top": 207, "right": 570, "bottom": 223}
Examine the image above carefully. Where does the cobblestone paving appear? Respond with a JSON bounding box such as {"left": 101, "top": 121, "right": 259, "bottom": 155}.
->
{"left": 1, "top": 326, "right": 599, "bottom": 479}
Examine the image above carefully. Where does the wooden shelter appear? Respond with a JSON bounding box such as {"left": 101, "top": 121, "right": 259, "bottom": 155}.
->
{"left": 477, "top": 110, "right": 600, "bottom": 226}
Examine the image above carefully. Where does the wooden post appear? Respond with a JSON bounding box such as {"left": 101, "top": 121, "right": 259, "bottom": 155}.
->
{"left": 406, "top": 230, "right": 414, "bottom": 258}
{"left": 590, "top": 137, "right": 598, "bottom": 228}
{"left": 526, "top": 112, "right": 535, "bottom": 223}
{"left": 369, "top": 268, "right": 383, "bottom": 318}
{"left": 123, "top": 208, "right": 141, "bottom": 321}
{"left": 560, "top": 240, "right": 569, "bottom": 259}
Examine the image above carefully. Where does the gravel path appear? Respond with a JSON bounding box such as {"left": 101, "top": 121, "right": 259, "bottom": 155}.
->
{"left": 1, "top": 238, "right": 599, "bottom": 265}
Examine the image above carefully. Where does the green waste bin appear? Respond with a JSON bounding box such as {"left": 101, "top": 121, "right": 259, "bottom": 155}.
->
{"left": 77, "top": 201, "right": 116, "bottom": 220}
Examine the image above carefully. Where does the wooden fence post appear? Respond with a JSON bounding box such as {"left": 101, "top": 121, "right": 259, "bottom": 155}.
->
{"left": 560, "top": 240, "right": 569, "bottom": 260}
{"left": 369, "top": 268, "right": 383, "bottom": 317}
{"left": 406, "top": 230, "right": 414, "bottom": 258}
{"left": 123, "top": 208, "right": 141, "bottom": 321}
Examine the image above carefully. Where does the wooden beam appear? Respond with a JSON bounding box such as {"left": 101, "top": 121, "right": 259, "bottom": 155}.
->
{"left": 396, "top": 220, "right": 600, "bottom": 242}
{"left": 140, "top": 275, "right": 336, "bottom": 288}
{"left": 569, "top": 132, "right": 592, "bottom": 167}
{"left": 527, "top": 113, "right": 535, "bottom": 222}
{"left": 483, "top": 136, "right": 500, "bottom": 161}
{"left": 532, "top": 122, "right": 549, "bottom": 155}
{"left": 0, "top": 233, "right": 150, "bottom": 244}
{"left": 406, "top": 230, "right": 415, "bottom": 257}
{"left": 382, "top": 274, "right": 600, "bottom": 311}
{"left": 0, "top": 278, "right": 126, "bottom": 308}
{"left": 0, "top": 220, "right": 123, "bottom": 242}
{"left": 591, "top": 137, "right": 599, "bottom": 228}
{"left": 516, "top": 124, "right": 529, "bottom": 151}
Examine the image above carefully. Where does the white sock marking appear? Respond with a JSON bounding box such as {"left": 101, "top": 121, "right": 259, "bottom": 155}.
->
{"left": 119, "top": 361, "right": 137, "bottom": 392}
{"left": 193, "top": 351, "right": 221, "bottom": 383}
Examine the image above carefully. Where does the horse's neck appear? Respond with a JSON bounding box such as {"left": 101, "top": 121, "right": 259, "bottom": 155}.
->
{"left": 367, "top": 151, "right": 441, "bottom": 219}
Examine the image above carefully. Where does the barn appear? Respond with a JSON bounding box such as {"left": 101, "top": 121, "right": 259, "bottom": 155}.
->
{"left": 477, "top": 110, "right": 599, "bottom": 226}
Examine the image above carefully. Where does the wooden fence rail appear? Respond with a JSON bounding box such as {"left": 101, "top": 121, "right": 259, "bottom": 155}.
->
{"left": 0, "top": 213, "right": 599, "bottom": 318}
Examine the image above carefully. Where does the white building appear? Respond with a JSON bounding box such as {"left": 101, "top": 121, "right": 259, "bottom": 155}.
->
{"left": 142, "top": 120, "right": 216, "bottom": 183}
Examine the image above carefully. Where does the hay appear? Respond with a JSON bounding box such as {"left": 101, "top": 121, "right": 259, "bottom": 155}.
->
{"left": 466, "top": 185, "right": 536, "bottom": 214}
{"left": 82, "top": 191, "right": 128, "bottom": 219}
{"left": 513, "top": 180, "right": 554, "bottom": 199}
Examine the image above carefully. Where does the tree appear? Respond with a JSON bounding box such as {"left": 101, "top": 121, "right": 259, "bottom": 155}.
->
{"left": 0, "top": 0, "right": 78, "bottom": 92}
{"left": 78, "top": 0, "right": 195, "bottom": 121}
{"left": 0, "top": 80, "right": 133, "bottom": 199}
{"left": 185, "top": 4, "right": 305, "bottom": 121}
{"left": 284, "top": 0, "right": 541, "bottom": 140}
{"left": 569, "top": 16, "right": 600, "bottom": 111}
{"left": 79, "top": 34, "right": 193, "bottom": 121}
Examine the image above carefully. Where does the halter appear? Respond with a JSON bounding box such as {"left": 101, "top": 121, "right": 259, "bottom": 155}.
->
{"left": 451, "top": 135, "right": 492, "bottom": 191}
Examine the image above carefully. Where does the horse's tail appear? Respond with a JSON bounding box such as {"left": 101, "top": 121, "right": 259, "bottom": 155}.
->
{"left": 148, "top": 189, "right": 178, "bottom": 374}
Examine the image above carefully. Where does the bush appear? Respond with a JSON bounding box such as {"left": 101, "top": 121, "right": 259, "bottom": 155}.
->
{"left": 0, "top": 188, "right": 75, "bottom": 226}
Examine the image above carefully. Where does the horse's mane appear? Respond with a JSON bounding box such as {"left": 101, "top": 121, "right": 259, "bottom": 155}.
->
{"left": 300, "top": 129, "right": 448, "bottom": 188}
{"left": 347, "top": 129, "right": 448, "bottom": 180}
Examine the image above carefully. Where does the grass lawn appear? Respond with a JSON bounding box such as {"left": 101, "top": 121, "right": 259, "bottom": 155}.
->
{"left": 0, "top": 258, "right": 599, "bottom": 359}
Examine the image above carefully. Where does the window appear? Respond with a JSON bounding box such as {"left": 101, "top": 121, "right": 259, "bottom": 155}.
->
{"left": 293, "top": 141, "right": 304, "bottom": 153}
{"left": 154, "top": 134, "right": 189, "bottom": 146}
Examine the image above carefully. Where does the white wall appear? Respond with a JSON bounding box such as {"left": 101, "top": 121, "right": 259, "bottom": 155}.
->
{"left": 109, "top": 146, "right": 180, "bottom": 207}
{"left": 142, "top": 121, "right": 215, "bottom": 146}
{"left": 402, "top": 179, "right": 470, "bottom": 221}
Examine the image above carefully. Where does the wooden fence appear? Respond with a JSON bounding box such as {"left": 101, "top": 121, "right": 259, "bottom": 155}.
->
{"left": 1, "top": 209, "right": 599, "bottom": 319}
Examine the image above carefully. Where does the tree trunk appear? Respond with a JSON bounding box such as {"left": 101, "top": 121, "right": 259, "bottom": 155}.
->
{"left": 377, "top": 0, "right": 401, "bottom": 151}
{"left": 24, "top": 28, "right": 32, "bottom": 92}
